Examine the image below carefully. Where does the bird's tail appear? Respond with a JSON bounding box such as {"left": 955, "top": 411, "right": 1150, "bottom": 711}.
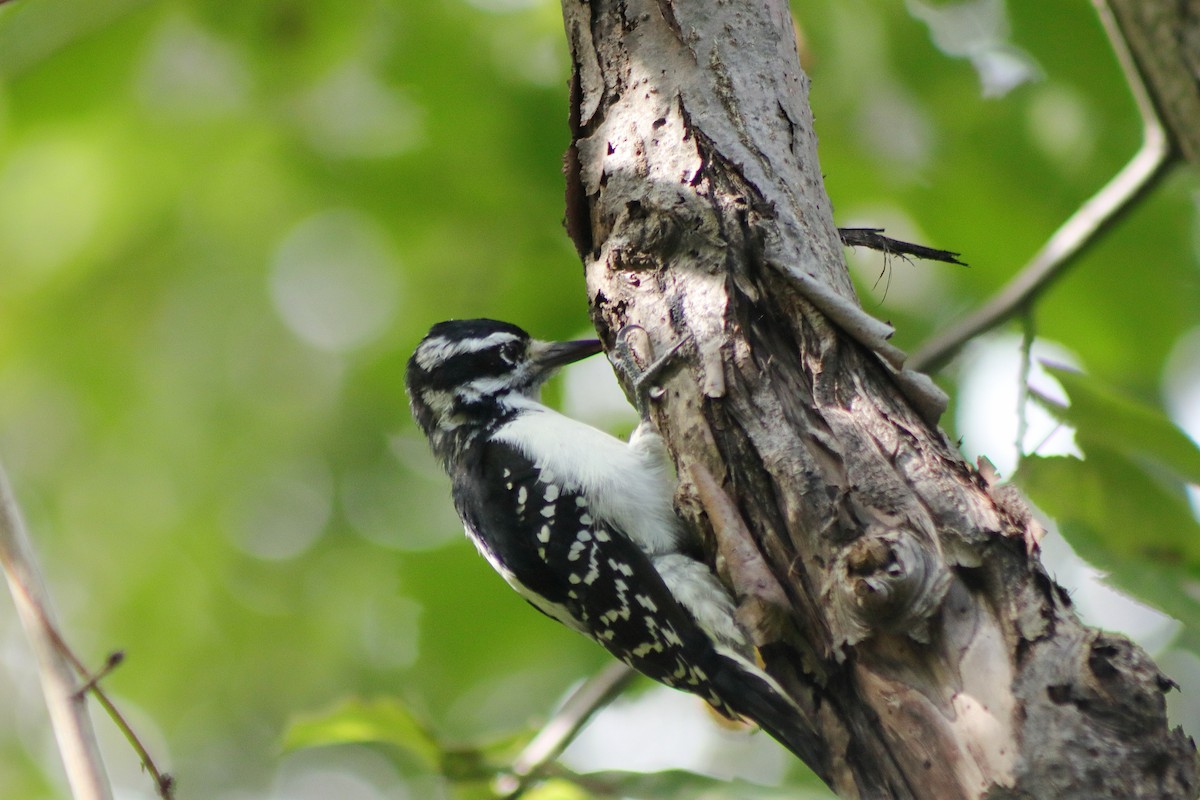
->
{"left": 709, "top": 649, "right": 827, "bottom": 774}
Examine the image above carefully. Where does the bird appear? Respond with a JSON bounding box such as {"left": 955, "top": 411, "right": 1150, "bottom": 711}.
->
{"left": 405, "top": 318, "right": 820, "bottom": 765}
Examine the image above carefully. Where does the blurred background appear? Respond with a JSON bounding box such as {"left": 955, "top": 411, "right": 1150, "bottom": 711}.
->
{"left": 0, "top": 0, "right": 1197, "bottom": 798}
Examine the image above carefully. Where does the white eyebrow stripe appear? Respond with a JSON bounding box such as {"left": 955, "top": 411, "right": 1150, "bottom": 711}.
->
{"left": 414, "top": 331, "right": 522, "bottom": 370}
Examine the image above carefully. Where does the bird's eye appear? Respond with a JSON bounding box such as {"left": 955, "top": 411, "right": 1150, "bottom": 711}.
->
{"left": 499, "top": 342, "right": 523, "bottom": 364}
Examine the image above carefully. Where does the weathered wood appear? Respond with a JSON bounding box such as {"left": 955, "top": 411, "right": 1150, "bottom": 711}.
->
{"left": 1107, "top": 0, "right": 1200, "bottom": 162}
{"left": 560, "top": 1, "right": 1198, "bottom": 797}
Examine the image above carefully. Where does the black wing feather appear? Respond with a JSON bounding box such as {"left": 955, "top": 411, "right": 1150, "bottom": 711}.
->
{"left": 453, "top": 437, "right": 725, "bottom": 696}
{"left": 450, "top": 436, "right": 825, "bottom": 767}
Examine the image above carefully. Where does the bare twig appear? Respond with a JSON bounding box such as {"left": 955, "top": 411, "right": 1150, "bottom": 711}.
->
{"left": 839, "top": 227, "right": 967, "bottom": 267}
{"left": 1015, "top": 313, "right": 1035, "bottom": 470}
{"left": 495, "top": 661, "right": 638, "bottom": 799}
{"left": 73, "top": 652, "right": 125, "bottom": 701}
{"left": 58, "top": 640, "right": 175, "bottom": 798}
{"left": 908, "top": 0, "right": 1175, "bottom": 374}
{"left": 30, "top": 573, "right": 174, "bottom": 797}
{"left": 76, "top": 672, "right": 175, "bottom": 798}
{"left": 0, "top": 461, "right": 113, "bottom": 800}
{"left": 0, "top": 463, "right": 174, "bottom": 799}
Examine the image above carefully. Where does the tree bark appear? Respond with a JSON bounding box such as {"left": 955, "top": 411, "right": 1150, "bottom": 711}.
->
{"left": 1107, "top": 0, "right": 1200, "bottom": 163}
{"left": 559, "top": 1, "right": 1199, "bottom": 798}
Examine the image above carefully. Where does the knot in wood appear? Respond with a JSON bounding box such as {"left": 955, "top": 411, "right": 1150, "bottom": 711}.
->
{"left": 607, "top": 242, "right": 661, "bottom": 277}
{"left": 1045, "top": 632, "right": 1179, "bottom": 735}
{"left": 825, "top": 528, "right": 951, "bottom": 649}
{"left": 608, "top": 200, "right": 685, "bottom": 266}
{"left": 845, "top": 537, "right": 904, "bottom": 591}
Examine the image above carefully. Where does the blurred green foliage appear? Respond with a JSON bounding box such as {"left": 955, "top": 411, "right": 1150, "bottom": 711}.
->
{"left": 1020, "top": 366, "right": 1200, "bottom": 650}
{"left": 0, "top": 0, "right": 1196, "bottom": 798}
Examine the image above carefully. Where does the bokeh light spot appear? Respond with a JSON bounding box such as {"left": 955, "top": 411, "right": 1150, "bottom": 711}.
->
{"left": 955, "top": 333, "right": 1081, "bottom": 476}
{"left": 137, "top": 16, "right": 250, "bottom": 118}
{"left": 0, "top": 139, "right": 110, "bottom": 280}
{"left": 293, "top": 62, "right": 424, "bottom": 159}
{"left": 907, "top": 0, "right": 1042, "bottom": 97}
{"left": 270, "top": 209, "right": 401, "bottom": 353}
{"left": 226, "top": 459, "right": 333, "bottom": 561}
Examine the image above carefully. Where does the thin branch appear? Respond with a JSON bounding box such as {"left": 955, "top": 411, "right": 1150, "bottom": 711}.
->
{"left": 1015, "top": 313, "right": 1035, "bottom": 471}
{"left": 0, "top": 463, "right": 174, "bottom": 799}
{"left": 839, "top": 227, "right": 967, "bottom": 267}
{"left": 495, "top": 661, "right": 638, "bottom": 799}
{"left": 908, "top": 0, "right": 1175, "bottom": 374}
{"left": 73, "top": 651, "right": 125, "bottom": 700}
{"left": 54, "top": 635, "right": 175, "bottom": 799}
{"left": 0, "top": 461, "right": 113, "bottom": 800}
{"left": 76, "top": 672, "right": 175, "bottom": 798}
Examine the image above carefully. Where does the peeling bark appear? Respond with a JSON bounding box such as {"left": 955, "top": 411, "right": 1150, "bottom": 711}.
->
{"left": 559, "top": 1, "right": 1199, "bottom": 798}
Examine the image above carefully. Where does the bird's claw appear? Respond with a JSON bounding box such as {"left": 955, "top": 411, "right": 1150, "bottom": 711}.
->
{"left": 614, "top": 325, "right": 692, "bottom": 420}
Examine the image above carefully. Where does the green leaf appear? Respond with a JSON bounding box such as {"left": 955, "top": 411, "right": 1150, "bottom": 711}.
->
{"left": 1035, "top": 365, "right": 1200, "bottom": 484}
{"left": 1017, "top": 452, "right": 1200, "bottom": 630}
{"left": 522, "top": 778, "right": 594, "bottom": 800}
{"left": 283, "top": 697, "right": 441, "bottom": 771}
{"left": 566, "top": 769, "right": 834, "bottom": 800}
{"left": 1021, "top": 366, "right": 1200, "bottom": 631}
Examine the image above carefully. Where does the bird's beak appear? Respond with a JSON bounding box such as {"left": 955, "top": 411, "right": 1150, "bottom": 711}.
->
{"left": 530, "top": 338, "right": 603, "bottom": 374}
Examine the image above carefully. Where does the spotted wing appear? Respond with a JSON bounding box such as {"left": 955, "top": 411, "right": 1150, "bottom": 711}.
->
{"left": 452, "top": 437, "right": 725, "bottom": 697}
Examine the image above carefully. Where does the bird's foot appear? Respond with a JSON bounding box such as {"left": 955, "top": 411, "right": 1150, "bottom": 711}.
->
{"left": 613, "top": 325, "right": 692, "bottom": 420}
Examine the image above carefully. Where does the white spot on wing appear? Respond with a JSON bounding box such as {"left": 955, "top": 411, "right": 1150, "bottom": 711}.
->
{"left": 462, "top": 523, "right": 586, "bottom": 633}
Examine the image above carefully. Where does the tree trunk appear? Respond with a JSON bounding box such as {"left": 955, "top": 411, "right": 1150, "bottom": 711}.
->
{"left": 559, "top": 1, "right": 1199, "bottom": 797}
{"left": 1107, "top": 0, "right": 1200, "bottom": 163}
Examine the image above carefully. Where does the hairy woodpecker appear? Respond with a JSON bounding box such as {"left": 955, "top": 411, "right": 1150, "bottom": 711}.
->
{"left": 406, "top": 318, "right": 818, "bottom": 764}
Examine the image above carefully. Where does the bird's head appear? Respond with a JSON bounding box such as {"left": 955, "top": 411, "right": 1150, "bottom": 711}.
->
{"left": 406, "top": 319, "right": 602, "bottom": 447}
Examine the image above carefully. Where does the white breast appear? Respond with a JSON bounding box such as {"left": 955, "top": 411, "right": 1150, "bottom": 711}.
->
{"left": 493, "top": 405, "right": 684, "bottom": 555}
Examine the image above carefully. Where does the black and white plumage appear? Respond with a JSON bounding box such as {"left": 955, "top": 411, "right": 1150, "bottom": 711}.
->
{"left": 406, "top": 318, "right": 818, "bottom": 763}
